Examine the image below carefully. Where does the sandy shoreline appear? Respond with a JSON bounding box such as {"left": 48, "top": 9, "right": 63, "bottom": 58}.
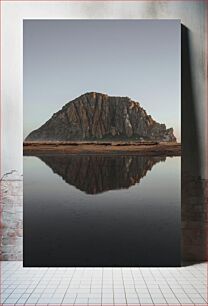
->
{"left": 23, "top": 142, "right": 181, "bottom": 156}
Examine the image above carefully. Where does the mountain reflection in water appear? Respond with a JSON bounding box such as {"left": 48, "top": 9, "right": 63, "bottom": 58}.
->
{"left": 38, "top": 155, "right": 166, "bottom": 194}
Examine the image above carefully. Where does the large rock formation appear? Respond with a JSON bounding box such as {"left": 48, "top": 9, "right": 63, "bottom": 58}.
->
{"left": 38, "top": 155, "right": 166, "bottom": 194}
{"left": 25, "top": 92, "right": 176, "bottom": 142}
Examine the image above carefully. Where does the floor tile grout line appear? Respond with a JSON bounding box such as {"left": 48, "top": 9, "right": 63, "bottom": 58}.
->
{"left": 27, "top": 269, "right": 50, "bottom": 302}
{"left": 61, "top": 266, "right": 77, "bottom": 305}
{"left": 0, "top": 263, "right": 207, "bottom": 306}
{"left": 149, "top": 268, "right": 170, "bottom": 304}
{"left": 156, "top": 267, "right": 182, "bottom": 304}
{"left": 130, "top": 267, "right": 141, "bottom": 305}
{"left": 121, "top": 267, "right": 128, "bottom": 305}
{"left": 140, "top": 268, "right": 154, "bottom": 305}
{"left": 168, "top": 268, "right": 206, "bottom": 303}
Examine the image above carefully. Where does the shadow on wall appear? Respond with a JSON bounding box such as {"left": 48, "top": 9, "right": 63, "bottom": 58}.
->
{"left": 181, "top": 25, "right": 207, "bottom": 263}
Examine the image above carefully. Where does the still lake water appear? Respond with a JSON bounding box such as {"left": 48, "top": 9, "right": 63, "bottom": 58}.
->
{"left": 24, "top": 155, "right": 181, "bottom": 267}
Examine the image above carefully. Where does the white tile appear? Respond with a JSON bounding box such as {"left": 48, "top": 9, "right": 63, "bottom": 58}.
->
{"left": 54, "top": 288, "right": 67, "bottom": 294}
{"left": 29, "top": 293, "right": 41, "bottom": 297}
{"left": 114, "top": 289, "right": 125, "bottom": 293}
{"left": 41, "top": 292, "right": 53, "bottom": 298}
{"left": 139, "top": 287, "right": 153, "bottom": 292}
{"left": 102, "top": 297, "right": 114, "bottom": 302}
{"left": 114, "top": 293, "right": 126, "bottom": 298}
{"left": 114, "top": 298, "right": 126, "bottom": 303}
{"left": 89, "top": 298, "right": 102, "bottom": 304}
{"left": 67, "top": 288, "right": 78, "bottom": 293}
{"left": 3, "top": 298, "right": 20, "bottom": 304}
{"left": 65, "top": 293, "right": 77, "bottom": 297}
{"left": 63, "top": 296, "right": 76, "bottom": 303}
{"left": 103, "top": 288, "right": 113, "bottom": 292}
{"left": 137, "top": 293, "right": 151, "bottom": 298}
{"left": 102, "top": 294, "right": 114, "bottom": 298}
{"left": 151, "top": 297, "right": 166, "bottom": 303}
{"left": 38, "top": 297, "right": 52, "bottom": 303}
{"left": 75, "top": 297, "right": 89, "bottom": 304}
{"left": 77, "top": 293, "right": 90, "bottom": 298}
{"left": 89, "top": 293, "right": 102, "bottom": 298}
{"left": 1, "top": 261, "right": 207, "bottom": 306}
{"left": 78, "top": 288, "right": 91, "bottom": 293}
{"left": 126, "top": 298, "right": 139, "bottom": 303}
{"left": 138, "top": 298, "right": 153, "bottom": 304}
{"left": 126, "top": 294, "right": 138, "bottom": 299}
{"left": 8, "top": 293, "right": 23, "bottom": 299}
{"left": 165, "top": 297, "right": 179, "bottom": 303}
{"left": 176, "top": 296, "right": 192, "bottom": 303}
{"left": 26, "top": 297, "right": 39, "bottom": 303}
{"left": 49, "top": 297, "right": 64, "bottom": 303}
{"left": 188, "top": 294, "right": 206, "bottom": 303}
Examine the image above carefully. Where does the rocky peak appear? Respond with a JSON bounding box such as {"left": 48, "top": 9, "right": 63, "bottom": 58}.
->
{"left": 25, "top": 92, "right": 177, "bottom": 142}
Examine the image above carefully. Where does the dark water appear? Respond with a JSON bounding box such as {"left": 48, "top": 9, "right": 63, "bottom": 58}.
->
{"left": 23, "top": 155, "right": 181, "bottom": 267}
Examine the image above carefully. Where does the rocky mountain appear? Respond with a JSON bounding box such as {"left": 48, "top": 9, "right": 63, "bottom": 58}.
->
{"left": 25, "top": 92, "right": 176, "bottom": 142}
{"left": 38, "top": 155, "right": 166, "bottom": 194}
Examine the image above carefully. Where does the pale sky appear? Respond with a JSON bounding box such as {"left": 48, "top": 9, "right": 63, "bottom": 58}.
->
{"left": 23, "top": 20, "right": 181, "bottom": 141}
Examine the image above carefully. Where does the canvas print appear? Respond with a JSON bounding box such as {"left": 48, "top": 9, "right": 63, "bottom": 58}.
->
{"left": 23, "top": 20, "right": 181, "bottom": 266}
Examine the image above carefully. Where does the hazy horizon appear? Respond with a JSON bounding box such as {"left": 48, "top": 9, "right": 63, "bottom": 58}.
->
{"left": 24, "top": 20, "right": 181, "bottom": 141}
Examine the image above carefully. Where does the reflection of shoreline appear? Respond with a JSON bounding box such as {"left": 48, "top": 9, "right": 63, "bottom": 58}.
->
{"left": 37, "top": 155, "right": 166, "bottom": 194}
{"left": 23, "top": 142, "right": 181, "bottom": 157}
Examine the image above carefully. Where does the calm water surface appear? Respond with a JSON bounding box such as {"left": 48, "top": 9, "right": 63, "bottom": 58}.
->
{"left": 24, "top": 155, "right": 181, "bottom": 267}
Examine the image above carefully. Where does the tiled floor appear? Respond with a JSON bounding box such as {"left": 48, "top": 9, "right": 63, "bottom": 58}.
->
{"left": 0, "top": 262, "right": 207, "bottom": 305}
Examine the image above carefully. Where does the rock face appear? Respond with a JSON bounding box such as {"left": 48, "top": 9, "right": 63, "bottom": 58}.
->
{"left": 25, "top": 92, "right": 176, "bottom": 142}
{"left": 38, "top": 155, "right": 166, "bottom": 194}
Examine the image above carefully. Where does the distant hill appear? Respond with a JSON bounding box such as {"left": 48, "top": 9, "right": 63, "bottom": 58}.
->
{"left": 25, "top": 92, "right": 176, "bottom": 142}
